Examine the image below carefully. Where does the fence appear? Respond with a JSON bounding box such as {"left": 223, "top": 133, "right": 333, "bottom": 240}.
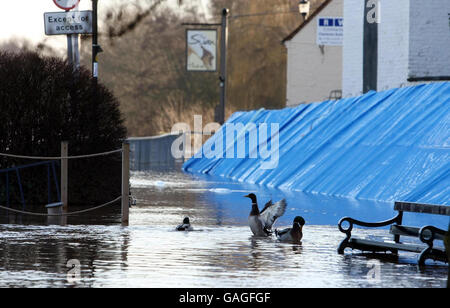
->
{"left": 0, "top": 160, "right": 60, "bottom": 210}
{"left": 128, "top": 133, "right": 184, "bottom": 171}
{"left": 0, "top": 142, "right": 130, "bottom": 226}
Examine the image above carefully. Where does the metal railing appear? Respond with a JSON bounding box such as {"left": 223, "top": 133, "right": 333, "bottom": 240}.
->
{"left": 0, "top": 142, "right": 130, "bottom": 225}
{"left": 128, "top": 133, "right": 184, "bottom": 171}
{"left": 0, "top": 160, "right": 60, "bottom": 210}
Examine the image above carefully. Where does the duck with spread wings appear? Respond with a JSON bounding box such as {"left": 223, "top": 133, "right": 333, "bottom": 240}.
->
{"left": 244, "top": 193, "right": 287, "bottom": 237}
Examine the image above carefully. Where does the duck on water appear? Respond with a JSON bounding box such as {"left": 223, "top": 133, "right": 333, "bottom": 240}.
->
{"left": 176, "top": 217, "right": 194, "bottom": 231}
{"left": 244, "top": 193, "right": 287, "bottom": 237}
{"left": 275, "top": 216, "right": 305, "bottom": 243}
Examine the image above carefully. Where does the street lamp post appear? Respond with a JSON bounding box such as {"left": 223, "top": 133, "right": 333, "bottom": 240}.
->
{"left": 298, "top": 0, "right": 310, "bottom": 20}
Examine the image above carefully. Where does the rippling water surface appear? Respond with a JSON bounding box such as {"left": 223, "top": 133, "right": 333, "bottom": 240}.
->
{"left": 0, "top": 171, "right": 447, "bottom": 288}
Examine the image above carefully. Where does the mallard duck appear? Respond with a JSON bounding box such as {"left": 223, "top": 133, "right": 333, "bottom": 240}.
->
{"left": 176, "top": 217, "right": 194, "bottom": 231}
{"left": 275, "top": 216, "right": 305, "bottom": 242}
{"left": 244, "top": 193, "right": 287, "bottom": 236}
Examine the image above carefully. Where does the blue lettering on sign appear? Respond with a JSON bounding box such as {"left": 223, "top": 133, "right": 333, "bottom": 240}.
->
{"left": 319, "top": 18, "right": 334, "bottom": 27}
{"left": 319, "top": 18, "right": 343, "bottom": 27}
{"left": 334, "top": 18, "right": 343, "bottom": 27}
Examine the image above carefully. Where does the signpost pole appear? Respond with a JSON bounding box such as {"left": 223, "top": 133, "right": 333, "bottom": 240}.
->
{"left": 219, "top": 8, "right": 229, "bottom": 125}
{"left": 92, "top": 0, "right": 101, "bottom": 83}
{"left": 72, "top": 5, "right": 80, "bottom": 72}
{"left": 67, "top": 34, "right": 74, "bottom": 67}
{"left": 50, "top": 1, "right": 82, "bottom": 71}
{"left": 73, "top": 34, "right": 80, "bottom": 71}
{"left": 64, "top": 4, "right": 81, "bottom": 73}
{"left": 68, "top": 34, "right": 80, "bottom": 72}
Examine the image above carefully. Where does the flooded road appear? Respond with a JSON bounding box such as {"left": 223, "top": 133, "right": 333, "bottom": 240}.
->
{"left": 0, "top": 171, "right": 447, "bottom": 287}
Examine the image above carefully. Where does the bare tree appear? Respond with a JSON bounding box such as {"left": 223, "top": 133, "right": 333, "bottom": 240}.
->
{"left": 78, "top": 0, "right": 327, "bottom": 136}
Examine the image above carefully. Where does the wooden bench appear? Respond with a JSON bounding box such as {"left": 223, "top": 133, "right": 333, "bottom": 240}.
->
{"left": 337, "top": 201, "right": 450, "bottom": 267}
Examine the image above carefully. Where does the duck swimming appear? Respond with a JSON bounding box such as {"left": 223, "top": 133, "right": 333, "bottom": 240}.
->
{"left": 176, "top": 217, "right": 194, "bottom": 231}
{"left": 244, "top": 193, "right": 287, "bottom": 237}
{"left": 275, "top": 216, "right": 305, "bottom": 243}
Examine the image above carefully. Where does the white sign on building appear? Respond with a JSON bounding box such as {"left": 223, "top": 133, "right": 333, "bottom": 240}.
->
{"left": 44, "top": 11, "right": 93, "bottom": 35}
{"left": 317, "top": 17, "right": 343, "bottom": 46}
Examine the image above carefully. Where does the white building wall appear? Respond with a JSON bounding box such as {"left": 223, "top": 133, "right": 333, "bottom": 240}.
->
{"left": 377, "top": 0, "right": 410, "bottom": 91}
{"left": 343, "top": 0, "right": 450, "bottom": 96}
{"left": 285, "top": 0, "right": 343, "bottom": 106}
{"left": 408, "top": 0, "right": 450, "bottom": 79}
{"left": 342, "top": 0, "right": 364, "bottom": 97}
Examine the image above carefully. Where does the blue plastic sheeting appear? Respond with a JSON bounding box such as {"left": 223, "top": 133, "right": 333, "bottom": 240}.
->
{"left": 183, "top": 83, "right": 450, "bottom": 205}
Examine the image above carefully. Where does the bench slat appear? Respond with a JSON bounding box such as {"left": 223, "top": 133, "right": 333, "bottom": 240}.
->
{"left": 390, "top": 225, "right": 420, "bottom": 237}
{"left": 350, "top": 238, "right": 425, "bottom": 253}
{"left": 390, "top": 225, "right": 445, "bottom": 241}
{"left": 394, "top": 201, "right": 450, "bottom": 216}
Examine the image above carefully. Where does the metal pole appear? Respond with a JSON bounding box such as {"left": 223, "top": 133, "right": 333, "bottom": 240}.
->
{"left": 219, "top": 8, "right": 229, "bottom": 125}
{"left": 92, "top": 0, "right": 101, "bottom": 83}
{"left": 67, "top": 6, "right": 80, "bottom": 73}
{"left": 72, "top": 34, "right": 80, "bottom": 72}
{"left": 121, "top": 142, "right": 130, "bottom": 226}
{"left": 67, "top": 35, "right": 74, "bottom": 67}
{"left": 61, "top": 141, "right": 68, "bottom": 213}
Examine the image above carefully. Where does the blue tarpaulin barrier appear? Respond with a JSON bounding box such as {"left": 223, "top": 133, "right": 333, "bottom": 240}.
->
{"left": 183, "top": 83, "right": 450, "bottom": 205}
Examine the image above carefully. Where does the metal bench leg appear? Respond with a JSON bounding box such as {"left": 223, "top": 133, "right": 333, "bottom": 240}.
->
{"left": 418, "top": 247, "right": 431, "bottom": 267}
{"left": 338, "top": 238, "right": 349, "bottom": 254}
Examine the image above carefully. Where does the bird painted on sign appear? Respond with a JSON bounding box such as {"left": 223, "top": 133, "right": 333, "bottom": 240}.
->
{"left": 200, "top": 46, "right": 215, "bottom": 70}
{"left": 176, "top": 217, "right": 194, "bottom": 231}
{"left": 275, "top": 216, "right": 306, "bottom": 243}
{"left": 244, "top": 193, "right": 287, "bottom": 237}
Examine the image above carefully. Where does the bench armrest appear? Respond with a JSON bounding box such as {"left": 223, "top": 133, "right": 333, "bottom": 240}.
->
{"left": 338, "top": 213, "right": 402, "bottom": 238}
{"left": 419, "top": 225, "right": 447, "bottom": 247}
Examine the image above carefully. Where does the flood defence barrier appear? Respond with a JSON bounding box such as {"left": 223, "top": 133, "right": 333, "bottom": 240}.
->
{"left": 183, "top": 83, "right": 450, "bottom": 205}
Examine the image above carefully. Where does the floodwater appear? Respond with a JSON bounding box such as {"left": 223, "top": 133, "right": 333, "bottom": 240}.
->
{"left": 0, "top": 170, "right": 448, "bottom": 288}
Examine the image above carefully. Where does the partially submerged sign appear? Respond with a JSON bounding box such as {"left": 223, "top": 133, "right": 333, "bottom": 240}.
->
{"left": 317, "top": 17, "right": 343, "bottom": 46}
{"left": 44, "top": 11, "right": 93, "bottom": 35}
{"left": 186, "top": 29, "right": 217, "bottom": 72}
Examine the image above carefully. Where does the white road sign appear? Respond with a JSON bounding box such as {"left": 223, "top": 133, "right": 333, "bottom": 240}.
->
{"left": 44, "top": 11, "right": 93, "bottom": 35}
{"left": 53, "top": 0, "right": 81, "bottom": 10}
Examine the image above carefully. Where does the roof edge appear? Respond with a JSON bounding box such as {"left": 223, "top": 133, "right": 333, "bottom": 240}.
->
{"left": 281, "top": 0, "right": 333, "bottom": 44}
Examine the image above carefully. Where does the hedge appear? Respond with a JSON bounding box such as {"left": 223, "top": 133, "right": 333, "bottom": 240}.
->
{"left": 0, "top": 51, "right": 127, "bottom": 208}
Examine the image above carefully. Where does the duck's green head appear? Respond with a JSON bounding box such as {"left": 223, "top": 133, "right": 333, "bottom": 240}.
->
{"left": 183, "top": 217, "right": 190, "bottom": 224}
{"left": 244, "top": 193, "right": 257, "bottom": 204}
{"left": 294, "top": 216, "right": 306, "bottom": 227}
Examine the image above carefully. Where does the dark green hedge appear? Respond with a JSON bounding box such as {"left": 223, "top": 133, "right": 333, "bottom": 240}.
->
{"left": 0, "top": 51, "right": 127, "bottom": 208}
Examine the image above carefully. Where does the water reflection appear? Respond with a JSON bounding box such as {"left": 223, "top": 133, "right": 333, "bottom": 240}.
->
{"left": 0, "top": 224, "right": 131, "bottom": 287}
{"left": 0, "top": 170, "right": 447, "bottom": 288}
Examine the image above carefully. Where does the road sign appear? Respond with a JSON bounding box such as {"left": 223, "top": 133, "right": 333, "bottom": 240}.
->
{"left": 53, "top": 0, "right": 80, "bottom": 10}
{"left": 44, "top": 11, "right": 93, "bottom": 35}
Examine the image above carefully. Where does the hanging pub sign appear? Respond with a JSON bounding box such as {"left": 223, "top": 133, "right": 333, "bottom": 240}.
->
{"left": 186, "top": 29, "right": 217, "bottom": 72}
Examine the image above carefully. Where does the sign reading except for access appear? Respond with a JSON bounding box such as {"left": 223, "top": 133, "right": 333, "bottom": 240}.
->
{"left": 44, "top": 11, "right": 93, "bottom": 35}
{"left": 53, "top": 0, "right": 81, "bottom": 11}
{"left": 186, "top": 29, "right": 217, "bottom": 72}
{"left": 317, "top": 17, "right": 343, "bottom": 46}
